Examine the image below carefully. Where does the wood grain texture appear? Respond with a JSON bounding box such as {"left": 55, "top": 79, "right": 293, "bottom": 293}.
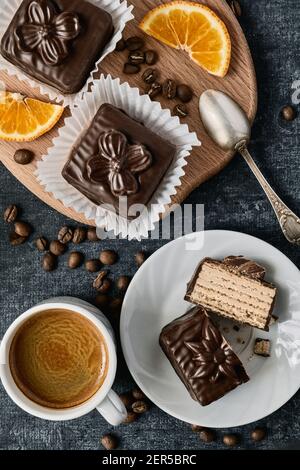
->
{"left": 0, "top": 0, "right": 257, "bottom": 226}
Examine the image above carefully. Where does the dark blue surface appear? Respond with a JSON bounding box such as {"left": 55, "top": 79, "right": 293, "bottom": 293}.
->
{"left": 0, "top": 0, "right": 299, "bottom": 450}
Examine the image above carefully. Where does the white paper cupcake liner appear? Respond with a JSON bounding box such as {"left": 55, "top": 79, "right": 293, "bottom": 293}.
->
{"left": 0, "top": 0, "right": 133, "bottom": 106}
{"left": 36, "top": 74, "right": 201, "bottom": 240}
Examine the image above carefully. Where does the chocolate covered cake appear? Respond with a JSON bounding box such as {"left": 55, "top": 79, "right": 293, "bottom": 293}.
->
{"left": 0, "top": 0, "right": 114, "bottom": 94}
{"left": 185, "top": 257, "right": 277, "bottom": 331}
{"left": 159, "top": 306, "right": 249, "bottom": 406}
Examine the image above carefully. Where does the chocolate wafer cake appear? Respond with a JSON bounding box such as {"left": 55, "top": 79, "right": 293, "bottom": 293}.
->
{"left": 185, "top": 257, "right": 277, "bottom": 331}
{"left": 159, "top": 306, "right": 249, "bottom": 406}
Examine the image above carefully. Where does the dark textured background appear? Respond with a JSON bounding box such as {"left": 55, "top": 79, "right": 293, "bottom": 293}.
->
{"left": 0, "top": 0, "right": 300, "bottom": 451}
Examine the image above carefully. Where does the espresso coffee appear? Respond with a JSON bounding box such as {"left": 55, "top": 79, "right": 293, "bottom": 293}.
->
{"left": 9, "top": 309, "right": 108, "bottom": 409}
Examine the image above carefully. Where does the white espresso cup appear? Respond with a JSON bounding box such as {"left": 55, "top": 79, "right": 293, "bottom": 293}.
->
{"left": 0, "top": 297, "right": 127, "bottom": 425}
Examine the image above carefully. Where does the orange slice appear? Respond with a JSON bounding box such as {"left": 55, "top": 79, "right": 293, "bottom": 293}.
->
{"left": 140, "top": 1, "right": 231, "bottom": 77}
{"left": 0, "top": 91, "right": 64, "bottom": 142}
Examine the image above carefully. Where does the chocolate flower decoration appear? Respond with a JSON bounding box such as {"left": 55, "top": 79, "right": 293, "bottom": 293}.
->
{"left": 87, "top": 130, "right": 152, "bottom": 196}
{"left": 16, "top": 0, "right": 80, "bottom": 66}
{"left": 185, "top": 317, "right": 240, "bottom": 383}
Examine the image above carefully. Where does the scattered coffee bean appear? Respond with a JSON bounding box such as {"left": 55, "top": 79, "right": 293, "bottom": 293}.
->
{"left": 223, "top": 434, "right": 239, "bottom": 447}
{"left": 68, "top": 251, "right": 84, "bottom": 269}
{"left": 191, "top": 424, "right": 204, "bottom": 432}
{"left": 281, "top": 105, "right": 296, "bottom": 121}
{"left": 13, "top": 149, "right": 34, "bottom": 165}
{"left": 173, "top": 103, "right": 188, "bottom": 118}
{"left": 199, "top": 429, "right": 216, "bottom": 443}
{"left": 126, "top": 36, "right": 145, "bottom": 51}
{"left": 162, "top": 79, "right": 177, "bottom": 99}
{"left": 72, "top": 227, "right": 86, "bottom": 244}
{"left": 128, "top": 50, "right": 145, "bottom": 65}
{"left": 123, "top": 411, "right": 137, "bottom": 424}
{"left": 135, "top": 251, "right": 146, "bottom": 267}
{"left": 14, "top": 221, "right": 32, "bottom": 237}
{"left": 49, "top": 240, "right": 66, "bottom": 256}
{"left": 229, "top": 0, "right": 242, "bottom": 17}
{"left": 100, "top": 249, "right": 118, "bottom": 265}
{"left": 98, "top": 279, "right": 111, "bottom": 294}
{"left": 35, "top": 236, "right": 48, "bottom": 252}
{"left": 123, "top": 63, "right": 140, "bottom": 74}
{"left": 58, "top": 226, "right": 73, "bottom": 244}
{"left": 142, "top": 68, "right": 158, "bottom": 84}
{"left": 132, "top": 388, "right": 145, "bottom": 400}
{"left": 101, "top": 434, "right": 118, "bottom": 450}
{"left": 119, "top": 392, "right": 133, "bottom": 409}
{"left": 146, "top": 81, "right": 162, "bottom": 99}
{"left": 117, "top": 275, "right": 130, "bottom": 291}
{"left": 251, "top": 427, "right": 266, "bottom": 442}
{"left": 85, "top": 259, "right": 102, "bottom": 272}
{"left": 42, "top": 252, "right": 57, "bottom": 272}
{"left": 87, "top": 227, "right": 100, "bottom": 241}
{"left": 132, "top": 400, "right": 149, "bottom": 414}
{"left": 3, "top": 204, "right": 18, "bottom": 223}
{"left": 115, "top": 37, "right": 126, "bottom": 51}
{"left": 93, "top": 271, "right": 109, "bottom": 291}
{"left": 95, "top": 294, "right": 111, "bottom": 310}
{"left": 9, "top": 231, "right": 27, "bottom": 246}
{"left": 145, "top": 50, "right": 158, "bottom": 65}
{"left": 177, "top": 84, "right": 193, "bottom": 103}
{"left": 109, "top": 297, "right": 123, "bottom": 315}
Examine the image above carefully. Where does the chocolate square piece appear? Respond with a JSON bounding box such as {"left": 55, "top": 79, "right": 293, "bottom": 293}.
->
{"left": 62, "top": 104, "right": 177, "bottom": 219}
{"left": 0, "top": 0, "right": 114, "bottom": 94}
{"left": 159, "top": 306, "right": 249, "bottom": 406}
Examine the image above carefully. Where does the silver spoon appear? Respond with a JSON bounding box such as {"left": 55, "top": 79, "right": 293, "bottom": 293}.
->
{"left": 199, "top": 89, "right": 300, "bottom": 245}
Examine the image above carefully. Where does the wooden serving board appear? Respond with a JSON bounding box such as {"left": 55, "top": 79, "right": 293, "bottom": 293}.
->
{"left": 0, "top": 0, "right": 257, "bottom": 226}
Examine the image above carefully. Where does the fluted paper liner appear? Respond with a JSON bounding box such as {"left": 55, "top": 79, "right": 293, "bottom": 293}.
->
{"left": 36, "top": 75, "right": 201, "bottom": 240}
{"left": 0, "top": 0, "right": 133, "bottom": 106}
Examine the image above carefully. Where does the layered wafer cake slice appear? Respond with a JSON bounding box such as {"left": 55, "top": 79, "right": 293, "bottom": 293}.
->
{"left": 185, "top": 257, "right": 277, "bottom": 331}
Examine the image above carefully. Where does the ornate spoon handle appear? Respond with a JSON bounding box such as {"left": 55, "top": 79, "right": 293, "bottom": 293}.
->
{"left": 237, "top": 142, "right": 300, "bottom": 245}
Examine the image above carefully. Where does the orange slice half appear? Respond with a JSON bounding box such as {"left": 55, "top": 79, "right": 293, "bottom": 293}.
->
{"left": 140, "top": 1, "right": 231, "bottom": 77}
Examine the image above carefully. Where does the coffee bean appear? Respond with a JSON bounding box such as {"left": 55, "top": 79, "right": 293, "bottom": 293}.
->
{"left": 93, "top": 271, "right": 108, "bottom": 291}
{"left": 119, "top": 392, "right": 133, "bottom": 409}
{"left": 128, "top": 50, "right": 145, "bottom": 65}
{"left": 199, "top": 429, "right": 216, "bottom": 443}
{"left": 191, "top": 424, "right": 204, "bottom": 432}
{"left": 223, "top": 434, "right": 239, "bottom": 447}
{"left": 35, "top": 236, "right": 48, "bottom": 252}
{"left": 58, "top": 226, "right": 73, "bottom": 244}
{"left": 13, "top": 149, "right": 34, "bottom": 165}
{"left": 9, "top": 231, "right": 27, "bottom": 246}
{"left": 146, "top": 82, "right": 162, "bottom": 99}
{"left": 229, "top": 0, "right": 242, "bottom": 17}
{"left": 281, "top": 105, "right": 296, "bottom": 121}
{"left": 95, "top": 294, "right": 111, "bottom": 310}
{"left": 72, "top": 227, "right": 86, "bottom": 244}
{"left": 116, "top": 37, "right": 126, "bottom": 51}
{"left": 42, "top": 252, "right": 57, "bottom": 272}
{"left": 173, "top": 104, "right": 188, "bottom": 118}
{"left": 142, "top": 68, "right": 158, "bottom": 84}
{"left": 109, "top": 297, "right": 123, "bottom": 315}
{"left": 68, "top": 251, "right": 84, "bottom": 269}
{"left": 132, "top": 400, "right": 149, "bottom": 414}
{"left": 87, "top": 227, "right": 100, "bottom": 241}
{"left": 49, "top": 240, "right": 66, "bottom": 256}
{"left": 145, "top": 50, "right": 158, "bottom": 65}
{"left": 117, "top": 275, "right": 130, "bottom": 291}
{"left": 100, "top": 249, "right": 118, "bottom": 265}
{"left": 101, "top": 434, "right": 118, "bottom": 450}
{"left": 132, "top": 388, "right": 145, "bottom": 400}
{"left": 251, "top": 427, "right": 266, "bottom": 442}
{"left": 135, "top": 251, "right": 146, "bottom": 267}
{"left": 123, "top": 63, "right": 141, "bottom": 74}
{"left": 3, "top": 204, "right": 18, "bottom": 223}
{"left": 177, "top": 84, "right": 193, "bottom": 103}
{"left": 126, "top": 36, "right": 145, "bottom": 51}
{"left": 85, "top": 259, "right": 102, "bottom": 272}
{"left": 98, "top": 279, "right": 111, "bottom": 294}
{"left": 123, "top": 411, "right": 137, "bottom": 424}
{"left": 14, "top": 221, "right": 32, "bottom": 237}
{"left": 162, "top": 79, "right": 177, "bottom": 99}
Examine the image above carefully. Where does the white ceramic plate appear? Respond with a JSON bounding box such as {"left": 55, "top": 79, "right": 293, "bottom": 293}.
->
{"left": 120, "top": 231, "right": 300, "bottom": 428}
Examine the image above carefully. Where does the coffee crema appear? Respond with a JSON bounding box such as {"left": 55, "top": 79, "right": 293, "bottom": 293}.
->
{"left": 9, "top": 309, "right": 108, "bottom": 409}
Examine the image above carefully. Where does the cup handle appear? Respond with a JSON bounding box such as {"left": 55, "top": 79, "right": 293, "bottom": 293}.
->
{"left": 96, "top": 389, "right": 127, "bottom": 426}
